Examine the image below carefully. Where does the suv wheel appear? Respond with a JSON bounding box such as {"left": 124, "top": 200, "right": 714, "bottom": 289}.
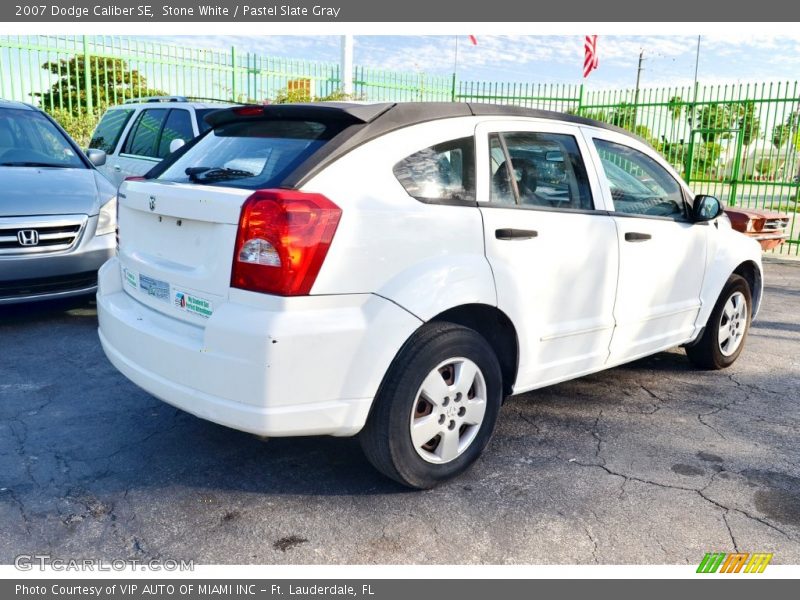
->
{"left": 359, "top": 322, "right": 503, "bottom": 489}
{"left": 686, "top": 274, "right": 752, "bottom": 370}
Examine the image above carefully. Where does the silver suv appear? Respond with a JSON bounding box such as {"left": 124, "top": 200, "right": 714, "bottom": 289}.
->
{"left": 88, "top": 97, "right": 235, "bottom": 187}
{"left": 0, "top": 100, "right": 116, "bottom": 304}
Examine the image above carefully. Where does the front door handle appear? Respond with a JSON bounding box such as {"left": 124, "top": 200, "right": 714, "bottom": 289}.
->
{"left": 496, "top": 228, "right": 538, "bottom": 241}
{"left": 113, "top": 165, "right": 122, "bottom": 172}
{"left": 625, "top": 232, "right": 652, "bottom": 242}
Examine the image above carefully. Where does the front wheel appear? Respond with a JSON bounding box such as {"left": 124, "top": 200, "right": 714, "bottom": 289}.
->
{"left": 686, "top": 274, "right": 752, "bottom": 370}
{"left": 359, "top": 322, "right": 503, "bottom": 489}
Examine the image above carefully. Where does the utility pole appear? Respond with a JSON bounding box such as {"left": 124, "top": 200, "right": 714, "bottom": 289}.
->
{"left": 340, "top": 35, "right": 353, "bottom": 97}
{"left": 633, "top": 50, "right": 644, "bottom": 124}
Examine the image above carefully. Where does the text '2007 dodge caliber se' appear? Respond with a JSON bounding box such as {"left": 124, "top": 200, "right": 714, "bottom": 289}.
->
{"left": 97, "top": 102, "right": 763, "bottom": 489}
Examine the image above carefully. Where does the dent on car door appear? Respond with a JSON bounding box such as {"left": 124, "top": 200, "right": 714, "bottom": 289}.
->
{"left": 589, "top": 136, "right": 709, "bottom": 363}
{"left": 476, "top": 123, "right": 620, "bottom": 391}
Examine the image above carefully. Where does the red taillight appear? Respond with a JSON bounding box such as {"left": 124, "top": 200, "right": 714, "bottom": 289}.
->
{"left": 124, "top": 176, "right": 147, "bottom": 182}
{"left": 231, "top": 189, "right": 342, "bottom": 296}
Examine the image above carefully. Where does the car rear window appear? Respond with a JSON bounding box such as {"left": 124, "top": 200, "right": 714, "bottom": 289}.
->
{"left": 89, "top": 109, "right": 134, "bottom": 154}
{"left": 156, "top": 119, "right": 337, "bottom": 189}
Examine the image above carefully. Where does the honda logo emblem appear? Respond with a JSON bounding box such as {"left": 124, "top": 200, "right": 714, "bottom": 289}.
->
{"left": 17, "top": 229, "right": 39, "bottom": 246}
{"left": 149, "top": 196, "right": 156, "bottom": 211}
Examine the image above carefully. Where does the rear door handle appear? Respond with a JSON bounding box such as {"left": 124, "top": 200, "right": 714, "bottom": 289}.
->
{"left": 495, "top": 228, "right": 538, "bottom": 240}
{"left": 624, "top": 232, "right": 652, "bottom": 242}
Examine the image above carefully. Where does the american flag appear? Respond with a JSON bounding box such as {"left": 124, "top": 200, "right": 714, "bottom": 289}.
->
{"left": 584, "top": 35, "right": 599, "bottom": 78}
{"left": 468, "top": 35, "right": 478, "bottom": 46}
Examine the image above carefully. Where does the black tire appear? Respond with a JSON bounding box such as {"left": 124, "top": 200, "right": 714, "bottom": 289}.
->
{"left": 359, "top": 322, "right": 503, "bottom": 489}
{"left": 686, "top": 274, "right": 752, "bottom": 370}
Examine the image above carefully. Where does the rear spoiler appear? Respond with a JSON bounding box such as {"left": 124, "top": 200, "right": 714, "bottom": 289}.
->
{"left": 204, "top": 102, "right": 395, "bottom": 129}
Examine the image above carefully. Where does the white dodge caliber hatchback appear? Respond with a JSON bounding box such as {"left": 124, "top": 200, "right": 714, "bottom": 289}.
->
{"left": 97, "top": 102, "right": 763, "bottom": 488}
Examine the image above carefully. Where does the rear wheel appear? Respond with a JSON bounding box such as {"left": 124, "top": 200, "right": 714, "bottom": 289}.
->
{"left": 686, "top": 274, "right": 752, "bottom": 370}
{"left": 360, "top": 322, "right": 503, "bottom": 489}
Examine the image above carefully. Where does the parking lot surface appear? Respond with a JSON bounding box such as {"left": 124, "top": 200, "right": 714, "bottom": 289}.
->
{"left": 1, "top": 260, "right": 799, "bottom": 565}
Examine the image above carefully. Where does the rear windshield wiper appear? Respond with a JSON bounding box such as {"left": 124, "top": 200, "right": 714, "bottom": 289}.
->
{"left": 185, "top": 166, "right": 255, "bottom": 183}
{"left": 0, "top": 161, "right": 70, "bottom": 168}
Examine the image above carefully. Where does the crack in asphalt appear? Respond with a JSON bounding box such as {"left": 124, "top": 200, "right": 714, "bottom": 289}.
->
{"left": 571, "top": 460, "right": 794, "bottom": 543}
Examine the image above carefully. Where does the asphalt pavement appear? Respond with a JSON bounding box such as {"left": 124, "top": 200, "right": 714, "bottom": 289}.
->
{"left": 1, "top": 259, "right": 798, "bottom": 565}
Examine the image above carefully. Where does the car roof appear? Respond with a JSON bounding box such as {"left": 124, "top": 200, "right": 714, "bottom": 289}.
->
{"left": 222, "top": 102, "right": 645, "bottom": 188}
{"left": 151, "top": 101, "right": 650, "bottom": 190}
{"left": 0, "top": 99, "right": 39, "bottom": 111}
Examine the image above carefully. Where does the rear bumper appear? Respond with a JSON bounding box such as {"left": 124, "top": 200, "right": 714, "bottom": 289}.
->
{"left": 96, "top": 257, "right": 422, "bottom": 437}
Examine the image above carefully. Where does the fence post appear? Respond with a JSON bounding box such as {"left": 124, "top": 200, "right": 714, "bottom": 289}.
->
{"left": 451, "top": 72, "right": 457, "bottom": 102}
{"left": 729, "top": 129, "right": 746, "bottom": 207}
{"left": 577, "top": 83, "right": 584, "bottom": 115}
{"left": 82, "top": 35, "right": 92, "bottom": 115}
{"left": 231, "top": 46, "right": 237, "bottom": 102}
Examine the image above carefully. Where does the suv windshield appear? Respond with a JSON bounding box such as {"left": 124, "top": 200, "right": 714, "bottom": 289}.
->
{"left": 156, "top": 119, "right": 336, "bottom": 189}
{"left": 0, "top": 108, "right": 85, "bottom": 169}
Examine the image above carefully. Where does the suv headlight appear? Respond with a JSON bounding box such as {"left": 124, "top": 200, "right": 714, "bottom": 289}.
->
{"left": 96, "top": 197, "right": 117, "bottom": 236}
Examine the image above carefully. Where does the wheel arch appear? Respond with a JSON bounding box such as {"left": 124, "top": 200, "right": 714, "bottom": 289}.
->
{"left": 732, "top": 260, "right": 763, "bottom": 318}
{"left": 428, "top": 303, "right": 519, "bottom": 397}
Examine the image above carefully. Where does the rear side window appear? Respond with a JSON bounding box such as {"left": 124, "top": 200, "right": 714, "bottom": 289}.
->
{"left": 157, "top": 109, "right": 194, "bottom": 158}
{"left": 393, "top": 137, "right": 475, "bottom": 203}
{"left": 156, "top": 119, "right": 336, "bottom": 189}
{"left": 123, "top": 109, "right": 168, "bottom": 158}
{"left": 89, "top": 109, "right": 134, "bottom": 154}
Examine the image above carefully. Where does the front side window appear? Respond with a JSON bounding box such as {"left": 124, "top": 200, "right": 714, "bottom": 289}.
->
{"left": 89, "top": 109, "right": 134, "bottom": 154}
{"left": 0, "top": 108, "right": 84, "bottom": 168}
{"left": 594, "top": 139, "right": 686, "bottom": 218}
{"left": 123, "top": 109, "right": 168, "bottom": 158}
{"left": 393, "top": 137, "right": 475, "bottom": 203}
{"left": 488, "top": 131, "right": 593, "bottom": 210}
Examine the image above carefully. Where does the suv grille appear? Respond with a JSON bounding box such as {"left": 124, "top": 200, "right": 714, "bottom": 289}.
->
{"left": 0, "top": 215, "right": 87, "bottom": 255}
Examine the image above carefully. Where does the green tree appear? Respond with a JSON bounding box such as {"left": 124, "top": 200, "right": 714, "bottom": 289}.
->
{"left": 33, "top": 54, "right": 166, "bottom": 115}
{"left": 772, "top": 123, "right": 792, "bottom": 149}
{"left": 608, "top": 102, "right": 637, "bottom": 130}
{"left": 272, "top": 87, "right": 354, "bottom": 104}
{"left": 667, "top": 95, "right": 683, "bottom": 121}
{"left": 695, "top": 103, "right": 734, "bottom": 142}
{"left": 735, "top": 101, "right": 760, "bottom": 146}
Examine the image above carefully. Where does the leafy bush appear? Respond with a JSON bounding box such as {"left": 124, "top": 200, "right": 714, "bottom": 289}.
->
{"left": 46, "top": 108, "right": 101, "bottom": 148}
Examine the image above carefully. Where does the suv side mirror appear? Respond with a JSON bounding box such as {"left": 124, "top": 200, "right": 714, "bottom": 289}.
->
{"left": 85, "top": 148, "right": 106, "bottom": 167}
{"left": 169, "top": 139, "right": 186, "bottom": 153}
{"left": 693, "top": 194, "right": 723, "bottom": 222}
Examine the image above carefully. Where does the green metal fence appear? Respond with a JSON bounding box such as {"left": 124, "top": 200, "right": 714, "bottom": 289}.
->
{"left": 1, "top": 34, "right": 798, "bottom": 255}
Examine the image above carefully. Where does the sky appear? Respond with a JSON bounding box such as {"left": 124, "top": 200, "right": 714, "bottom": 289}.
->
{"left": 148, "top": 34, "right": 800, "bottom": 90}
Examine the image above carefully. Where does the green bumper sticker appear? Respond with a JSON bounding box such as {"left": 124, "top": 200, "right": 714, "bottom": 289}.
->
{"left": 122, "top": 267, "right": 138, "bottom": 290}
{"left": 174, "top": 291, "right": 213, "bottom": 318}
